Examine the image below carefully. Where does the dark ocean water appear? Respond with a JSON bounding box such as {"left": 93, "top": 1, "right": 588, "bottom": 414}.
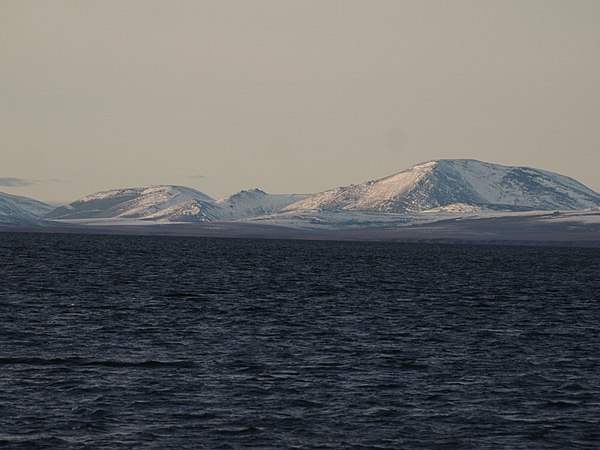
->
{"left": 1, "top": 232, "right": 599, "bottom": 449}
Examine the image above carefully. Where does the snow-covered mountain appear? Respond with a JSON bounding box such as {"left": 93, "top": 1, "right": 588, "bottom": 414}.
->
{"left": 45, "top": 185, "right": 219, "bottom": 221}
{"left": 45, "top": 185, "right": 306, "bottom": 222}
{"left": 285, "top": 159, "right": 600, "bottom": 213}
{"left": 0, "top": 191, "right": 53, "bottom": 226}
{"left": 216, "top": 189, "right": 306, "bottom": 219}
{"left": 36, "top": 160, "right": 600, "bottom": 226}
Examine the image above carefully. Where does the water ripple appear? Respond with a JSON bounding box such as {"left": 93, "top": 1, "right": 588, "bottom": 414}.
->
{"left": 1, "top": 233, "right": 599, "bottom": 449}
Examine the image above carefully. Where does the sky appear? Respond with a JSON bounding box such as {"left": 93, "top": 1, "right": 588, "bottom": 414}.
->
{"left": 1, "top": 0, "right": 599, "bottom": 203}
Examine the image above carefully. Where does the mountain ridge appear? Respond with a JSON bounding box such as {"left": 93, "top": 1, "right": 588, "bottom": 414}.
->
{"left": 44, "top": 185, "right": 306, "bottom": 222}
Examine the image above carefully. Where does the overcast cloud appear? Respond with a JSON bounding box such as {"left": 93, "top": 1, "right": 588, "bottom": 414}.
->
{"left": 0, "top": 177, "right": 34, "bottom": 187}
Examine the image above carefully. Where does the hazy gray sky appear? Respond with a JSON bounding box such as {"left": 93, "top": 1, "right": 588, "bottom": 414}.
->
{"left": 2, "top": 0, "right": 599, "bottom": 202}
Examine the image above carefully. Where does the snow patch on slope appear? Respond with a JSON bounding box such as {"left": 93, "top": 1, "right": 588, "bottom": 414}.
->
{"left": 141, "top": 199, "right": 223, "bottom": 222}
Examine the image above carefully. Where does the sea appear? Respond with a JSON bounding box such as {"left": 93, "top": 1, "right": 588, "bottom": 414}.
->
{"left": 1, "top": 232, "right": 599, "bottom": 449}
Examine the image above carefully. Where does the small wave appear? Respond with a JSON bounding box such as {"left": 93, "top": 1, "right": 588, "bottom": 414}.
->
{"left": 544, "top": 400, "right": 581, "bottom": 409}
{"left": 163, "top": 291, "right": 206, "bottom": 300}
{"left": 0, "top": 356, "right": 194, "bottom": 368}
{"left": 0, "top": 436, "right": 69, "bottom": 448}
{"left": 214, "top": 426, "right": 264, "bottom": 435}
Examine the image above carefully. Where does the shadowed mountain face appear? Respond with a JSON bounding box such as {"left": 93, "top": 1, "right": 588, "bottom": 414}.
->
{"left": 285, "top": 159, "right": 600, "bottom": 213}
{"left": 0, "top": 191, "right": 52, "bottom": 226}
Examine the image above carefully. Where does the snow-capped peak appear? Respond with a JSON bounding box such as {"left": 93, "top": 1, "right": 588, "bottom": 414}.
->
{"left": 285, "top": 159, "right": 600, "bottom": 213}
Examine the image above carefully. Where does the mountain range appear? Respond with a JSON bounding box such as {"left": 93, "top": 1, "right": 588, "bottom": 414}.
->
{"left": 2, "top": 159, "right": 600, "bottom": 230}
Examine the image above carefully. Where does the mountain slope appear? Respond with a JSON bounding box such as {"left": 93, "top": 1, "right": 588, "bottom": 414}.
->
{"left": 217, "top": 189, "right": 306, "bottom": 219}
{"left": 140, "top": 199, "right": 225, "bottom": 222}
{"left": 0, "top": 191, "right": 53, "bottom": 226}
{"left": 285, "top": 159, "right": 600, "bottom": 213}
{"left": 45, "top": 185, "right": 219, "bottom": 221}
